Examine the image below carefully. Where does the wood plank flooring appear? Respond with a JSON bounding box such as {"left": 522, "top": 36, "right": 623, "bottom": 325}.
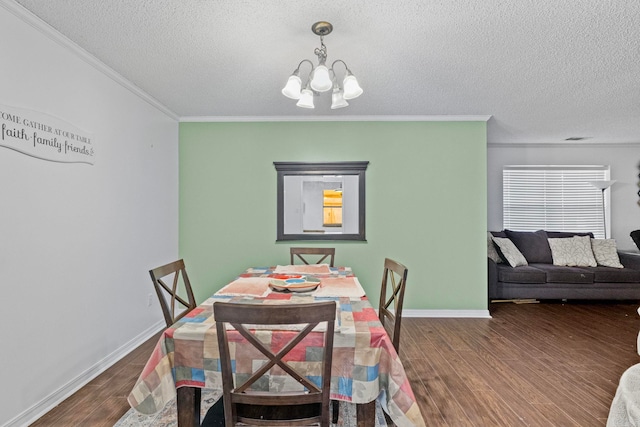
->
{"left": 29, "top": 330, "right": 163, "bottom": 427}
{"left": 30, "top": 301, "right": 640, "bottom": 426}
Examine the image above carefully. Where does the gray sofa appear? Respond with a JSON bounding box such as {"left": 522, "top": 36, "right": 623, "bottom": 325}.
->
{"left": 489, "top": 230, "right": 640, "bottom": 300}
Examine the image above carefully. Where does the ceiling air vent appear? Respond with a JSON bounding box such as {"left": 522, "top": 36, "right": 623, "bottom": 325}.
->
{"left": 564, "top": 137, "right": 592, "bottom": 141}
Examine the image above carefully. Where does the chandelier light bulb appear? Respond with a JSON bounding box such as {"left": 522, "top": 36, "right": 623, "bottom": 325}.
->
{"left": 282, "top": 74, "right": 302, "bottom": 99}
{"left": 296, "top": 88, "right": 315, "bottom": 108}
{"left": 342, "top": 72, "right": 363, "bottom": 100}
{"left": 331, "top": 87, "right": 349, "bottom": 109}
{"left": 310, "top": 64, "right": 332, "bottom": 92}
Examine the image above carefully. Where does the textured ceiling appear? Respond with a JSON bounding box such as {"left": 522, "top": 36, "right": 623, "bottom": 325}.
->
{"left": 10, "top": 0, "right": 640, "bottom": 144}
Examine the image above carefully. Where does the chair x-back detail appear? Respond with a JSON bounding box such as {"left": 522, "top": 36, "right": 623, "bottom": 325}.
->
{"left": 214, "top": 301, "right": 336, "bottom": 427}
{"left": 149, "top": 259, "right": 197, "bottom": 327}
{"left": 378, "top": 258, "right": 409, "bottom": 352}
{"left": 290, "top": 247, "right": 335, "bottom": 267}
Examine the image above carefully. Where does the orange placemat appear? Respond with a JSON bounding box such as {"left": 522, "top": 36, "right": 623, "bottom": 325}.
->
{"left": 314, "top": 277, "right": 365, "bottom": 297}
{"left": 273, "top": 264, "right": 332, "bottom": 275}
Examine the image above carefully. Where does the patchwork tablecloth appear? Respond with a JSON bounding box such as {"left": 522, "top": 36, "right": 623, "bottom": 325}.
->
{"left": 127, "top": 267, "right": 425, "bottom": 427}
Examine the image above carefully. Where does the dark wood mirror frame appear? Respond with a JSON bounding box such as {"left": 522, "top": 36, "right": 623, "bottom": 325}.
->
{"left": 275, "top": 161, "right": 368, "bottom": 241}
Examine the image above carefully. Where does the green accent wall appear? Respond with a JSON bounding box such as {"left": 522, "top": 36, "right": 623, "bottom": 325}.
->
{"left": 179, "top": 121, "right": 487, "bottom": 310}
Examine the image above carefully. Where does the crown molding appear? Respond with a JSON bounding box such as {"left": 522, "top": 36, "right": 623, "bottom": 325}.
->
{"left": 180, "top": 115, "right": 492, "bottom": 123}
{"left": 1, "top": 0, "right": 179, "bottom": 121}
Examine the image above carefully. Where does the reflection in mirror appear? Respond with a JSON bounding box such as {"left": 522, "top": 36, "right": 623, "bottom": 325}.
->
{"left": 275, "top": 162, "right": 368, "bottom": 241}
{"left": 322, "top": 185, "right": 342, "bottom": 228}
{"left": 288, "top": 175, "right": 358, "bottom": 234}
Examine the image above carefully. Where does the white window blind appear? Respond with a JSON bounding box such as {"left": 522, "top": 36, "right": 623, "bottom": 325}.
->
{"left": 503, "top": 166, "right": 609, "bottom": 238}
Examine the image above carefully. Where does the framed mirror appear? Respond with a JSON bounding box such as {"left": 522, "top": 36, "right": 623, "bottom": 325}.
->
{"left": 275, "top": 161, "right": 368, "bottom": 241}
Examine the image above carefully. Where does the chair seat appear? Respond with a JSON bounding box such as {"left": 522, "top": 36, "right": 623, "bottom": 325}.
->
{"left": 236, "top": 403, "right": 322, "bottom": 425}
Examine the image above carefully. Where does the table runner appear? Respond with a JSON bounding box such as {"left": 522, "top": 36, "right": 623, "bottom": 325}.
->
{"left": 127, "top": 267, "right": 425, "bottom": 427}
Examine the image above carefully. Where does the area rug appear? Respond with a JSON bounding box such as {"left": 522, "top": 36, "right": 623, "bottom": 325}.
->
{"left": 115, "top": 389, "right": 389, "bottom": 426}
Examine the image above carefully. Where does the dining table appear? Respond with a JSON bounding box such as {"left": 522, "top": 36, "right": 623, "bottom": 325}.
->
{"left": 127, "top": 264, "right": 425, "bottom": 427}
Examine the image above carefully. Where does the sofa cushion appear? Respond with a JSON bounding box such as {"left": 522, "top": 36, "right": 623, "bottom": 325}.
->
{"left": 492, "top": 237, "right": 528, "bottom": 267}
{"left": 589, "top": 266, "right": 640, "bottom": 283}
{"left": 620, "top": 252, "right": 640, "bottom": 270}
{"left": 591, "top": 239, "right": 623, "bottom": 268}
{"left": 487, "top": 232, "right": 502, "bottom": 263}
{"left": 497, "top": 264, "right": 547, "bottom": 284}
{"left": 504, "top": 229, "right": 553, "bottom": 263}
{"left": 548, "top": 235, "right": 597, "bottom": 267}
{"left": 528, "top": 264, "right": 595, "bottom": 284}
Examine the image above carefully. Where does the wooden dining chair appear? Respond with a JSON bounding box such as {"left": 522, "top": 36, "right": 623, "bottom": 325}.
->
{"left": 378, "top": 258, "right": 409, "bottom": 352}
{"left": 149, "top": 259, "right": 197, "bottom": 327}
{"left": 333, "top": 258, "right": 409, "bottom": 424}
{"left": 290, "top": 247, "right": 335, "bottom": 267}
{"left": 214, "top": 301, "right": 336, "bottom": 427}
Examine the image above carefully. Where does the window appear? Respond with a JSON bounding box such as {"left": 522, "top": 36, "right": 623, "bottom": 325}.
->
{"left": 274, "top": 161, "right": 368, "bottom": 241}
{"left": 503, "top": 165, "right": 610, "bottom": 238}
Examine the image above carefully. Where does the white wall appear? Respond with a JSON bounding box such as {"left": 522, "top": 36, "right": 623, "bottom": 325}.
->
{"left": 488, "top": 142, "right": 640, "bottom": 251}
{"left": 0, "top": 3, "right": 179, "bottom": 426}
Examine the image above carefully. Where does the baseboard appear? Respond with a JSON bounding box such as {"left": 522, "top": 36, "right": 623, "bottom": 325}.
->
{"left": 2, "top": 320, "right": 164, "bottom": 427}
{"left": 402, "top": 309, "right": 492, "bottom": 318}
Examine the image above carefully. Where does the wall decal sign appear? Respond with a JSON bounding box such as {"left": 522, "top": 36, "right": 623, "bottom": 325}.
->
{"left": 0, "top": 104, "right": 95, "bottom": 165}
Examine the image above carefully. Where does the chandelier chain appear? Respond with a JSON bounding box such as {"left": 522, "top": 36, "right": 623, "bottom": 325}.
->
{"left": 314, "top": 36, "right": 327, "bottom": 64}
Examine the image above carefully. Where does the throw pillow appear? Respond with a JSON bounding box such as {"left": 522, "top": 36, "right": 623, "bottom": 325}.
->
{"left": 591, "top": 239, "right": 624, "bottom": 268}
{"left": 548, "top": 235, "right": 597, "bottom": 267}
{"left": 504, "top": 229, "right": 553, "bottom": 263}
{"left": 491, "top": 237, "right": 528, "bottom": 267}
{"left": 631, "top": 230, "right": 640, "bottom": 251}
{"left": 487, "top": 232, "right": 502, "bottom": 263}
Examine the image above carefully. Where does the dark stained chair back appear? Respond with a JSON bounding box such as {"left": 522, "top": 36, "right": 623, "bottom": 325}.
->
{"left": 214, "top": 301, "right": 336, "bottom": 427}
{"left": 290, "top": 247, "right": 335, "bottom": 267}
{"left": 149, "top": 259, "right": 196, "bottom": 327}
{"left": 333, "top": 259, "right": 409, "bottom": 424}
{"left": 378, "top": 258, "right": 409, "bottom": 352}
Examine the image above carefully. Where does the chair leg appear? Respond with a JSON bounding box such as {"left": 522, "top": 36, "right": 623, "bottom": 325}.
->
{"left": 331, "top": 399, "right": 339, "bottom": 424}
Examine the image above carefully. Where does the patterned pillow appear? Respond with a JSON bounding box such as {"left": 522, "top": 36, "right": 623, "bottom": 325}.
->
{"left": 548, "top": 235, "right": 597, "bottom": 267}
{"left": 487, "top": 232, "right": 502, "bottom": 263}
{"left": 491, "top": 237, "right": 528, "bottom": 267}
{"left": 591, "top": 239, "right": 623, "bottom": 268}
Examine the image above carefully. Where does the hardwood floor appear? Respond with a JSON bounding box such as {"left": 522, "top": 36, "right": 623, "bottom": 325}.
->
{"left": 29, "top": 330, "right": 163, "bottom": 427}
{"left": 403, "top": 301, "right": 640, "bottom": 427}
{"left": 30, "top": 301, "right": 640, "bottom": 426}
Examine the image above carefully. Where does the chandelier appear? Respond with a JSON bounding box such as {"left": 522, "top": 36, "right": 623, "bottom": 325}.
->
{"left": 281, "top": 21, "right": 363, "bottom": 109}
